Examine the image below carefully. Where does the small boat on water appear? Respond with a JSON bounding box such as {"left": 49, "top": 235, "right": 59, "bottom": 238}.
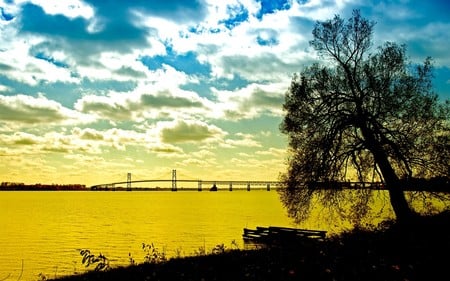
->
{"left": 210, "top": 183, "right": 218, "bottom": 191}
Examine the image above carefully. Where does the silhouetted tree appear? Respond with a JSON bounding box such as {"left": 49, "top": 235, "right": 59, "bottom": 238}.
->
{"left": 280, "top": 10, "right": 449, "bottom": 224}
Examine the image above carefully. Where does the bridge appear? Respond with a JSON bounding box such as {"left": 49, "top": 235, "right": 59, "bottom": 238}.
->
{"left": 91, "top": 170, "right": 284, "bottom": 191}
{"left": 90, "top": 170, "right": 391, "bottom": 192}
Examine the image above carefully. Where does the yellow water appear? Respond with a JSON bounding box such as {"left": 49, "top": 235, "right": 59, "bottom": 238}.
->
{"left": 3, "top": 189, "right": 427, "bottom": 280}
{"left": 0, "top": 190, "right": 314, "bottom": 280}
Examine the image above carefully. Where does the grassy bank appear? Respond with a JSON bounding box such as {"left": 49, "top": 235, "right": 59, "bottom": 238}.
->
{"left": 51, "top": 212, "right": 450, "bottom": 281}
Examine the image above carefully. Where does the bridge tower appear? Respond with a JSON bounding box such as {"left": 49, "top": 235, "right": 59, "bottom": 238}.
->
{"left": 127, "top": 173, "right": 131, "bottom": 191}
{"left": 171, "top": 169, "right": 177, "bottom": 191}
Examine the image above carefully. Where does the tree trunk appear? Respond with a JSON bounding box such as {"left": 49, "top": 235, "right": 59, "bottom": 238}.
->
{"left": 359, "top": 122, "right": 416, "bottom": 223}
{"left": 373, "top": 149, "right": 416, "bottom": 223}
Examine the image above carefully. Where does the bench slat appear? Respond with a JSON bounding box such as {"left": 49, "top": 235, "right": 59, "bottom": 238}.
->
{"left": 243, "top": 226, "right": 327, "bottom": 244}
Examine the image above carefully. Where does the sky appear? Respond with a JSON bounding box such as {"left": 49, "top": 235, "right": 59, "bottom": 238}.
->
{"left": 0, "top": 0, "right": 449, "bottom": 186}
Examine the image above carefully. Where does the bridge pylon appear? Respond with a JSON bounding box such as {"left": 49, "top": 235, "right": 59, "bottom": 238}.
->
{"left": 127, "top": 173, "right": 131, "bottom": 191}
{"left": 171, "top": 169, "right": 177, "bottom": 191}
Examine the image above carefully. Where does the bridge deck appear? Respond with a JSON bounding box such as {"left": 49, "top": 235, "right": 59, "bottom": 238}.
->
{"left": 91, "top": 179, "right": 284, "bottom": 189}
{"left": 91, "top": 179, "right": 388, "bottom": 190}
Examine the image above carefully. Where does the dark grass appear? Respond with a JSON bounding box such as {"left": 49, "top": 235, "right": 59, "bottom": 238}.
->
{"left": 51, "top": 211, "right": 450, "bottom": 281}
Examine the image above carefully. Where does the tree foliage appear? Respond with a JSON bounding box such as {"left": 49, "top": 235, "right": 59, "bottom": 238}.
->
{"left": 280, "top": 10, "right": 449, "bottom": 224}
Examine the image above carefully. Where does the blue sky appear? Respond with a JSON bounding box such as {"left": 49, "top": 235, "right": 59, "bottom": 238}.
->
{"left": 0, "top": 0, "right": 449, "bottom": 185}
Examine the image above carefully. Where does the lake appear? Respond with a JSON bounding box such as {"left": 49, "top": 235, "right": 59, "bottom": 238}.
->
{"left": 1, "top": 188, "right": 416, "bottom": 280}
{"left": 0, "top": 190, "right": 327, "bottom": 280}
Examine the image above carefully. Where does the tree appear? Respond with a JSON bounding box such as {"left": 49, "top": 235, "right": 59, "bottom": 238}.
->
{"left": 280, "top": 10, "right": 449, "bottom": 224}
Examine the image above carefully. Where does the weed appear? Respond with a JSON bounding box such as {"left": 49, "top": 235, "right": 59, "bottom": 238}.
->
{"left": 142, "top": 243, "right": 167, "bottom": 264}
{"left": 230, "top": 239, "right": 240, "bottom": 250}
{"left": 193, "top": 245, "right": 206, "bottom": 256}
{"left": 174, "top": 247, "right": 184, "bottom": 258}
{"left": 128, "top": 252, "right": 136, "bottom": 266}
{"left": 79, "top": 249, "right": 110, "bottom": 272}
{"left": 212, "top": 243, "right": 226, "bottom": 254}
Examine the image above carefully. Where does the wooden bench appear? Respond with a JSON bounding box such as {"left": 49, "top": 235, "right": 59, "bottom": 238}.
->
{"left": 243, "top": 226, "right": 326, "bottom": 245}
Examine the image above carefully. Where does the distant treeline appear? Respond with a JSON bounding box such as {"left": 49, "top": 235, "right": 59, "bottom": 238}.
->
{"left": 0, "top": 182, "right": 86, "bottom": 191}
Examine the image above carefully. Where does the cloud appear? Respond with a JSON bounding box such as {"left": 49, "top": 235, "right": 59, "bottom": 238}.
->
{"left": 255, "top": 147, "right": 286, "bottom": 157}
{"left": 140, "top": 91, "right": 204, "bottom": 108}
{"left": 0, "top": 94, "right": 93, "bottom": 126}
{"left": 165, "top": 3, "right": 315, "bottom": 84}
{"left": 221, "top": 133, "right": 262, "bottom": 148}
{"left": 19, "top": 3, "right": 148, "bottom": 50}
{"left": 217, "top": 53, "right": 293, "bottom": 81}
{"left": 0, "top": 39, "right": 80, "bottom": 85}
{"left": 72, "top": 127, "right": 145, "bottom": 152}
{"left": 3, "top": 2, "right": 157, "bottom": 86}
{"left": 121, "top": 0, "right": 208, "bottom": 23}
{"left": 212, "top": 82, "right": 286, "bottom": 120}
{"left": 74, "top": 94, "right": 134, "bottom": 121}
{"left": 75, "top": 127, "right": 104, "bottom": 140}
{"left": 148, "top": 143, "right": 184, "bottom": 155}
{"left": 75, "top": 83, "right": 209, "bottom": 122}
{"left": 0, "top": 130, "right": 92, "bottom": 154}
{"left": 0, "top": 124, "right": 194, "bottom": 161}
{"left": 371, "top": 1, "right": 419, "bottom": 21}
{"left": 0, "top": 84, "right": 12, "bottom": 93}
{"left": 391, "top": 22, "right": 450, "bottom": 66}
{"left": 159, "top": 119, "right": 226, "bottom": 143}
{"left": 26, "top": 0, "right": 95, "bottom": 19}
{"left": 70, "top": 127, "right": 187, "bottom": 156}
{"left": 6, "top": 132, "right": 42, "bottom": 145}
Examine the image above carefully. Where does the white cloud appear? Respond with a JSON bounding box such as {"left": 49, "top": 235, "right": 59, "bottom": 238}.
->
{"left": 0, "top": 125, "right": 188, "bottom": 158}
{"left": 26, "top": 0, "right": 94, "bottom": 19}
{"left": 0, "top": 32, "right": 80, "bottom": 85}
{"left": 0, "top": 94, "right": 94, "bottom": 127}
{"left": 221, "top": 133, "right": 261, "bottom": 148}
{"left": 157, "top": 119, "right": 227, "bottom": 143}
{"left": 158, "top": 1, "right": 318, "bottom": 83}
{"left": 211, "top": 82, "right": 287, "bottom": 120}
{"left": 255, "top": 147, "right": 286, "bottom": 157}
{"left": 77, "top": 50, "right": 152, "bottom": 81}
{"left": 74, "top": 73, "right": 213, "bottom": 122}
{"left": 0, "top": 84, "right": 12, "bottom": 93}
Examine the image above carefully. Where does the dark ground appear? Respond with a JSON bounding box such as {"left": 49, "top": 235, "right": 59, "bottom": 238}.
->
{"left": 51, "top": 211, "right": 450, "bottom": 281}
